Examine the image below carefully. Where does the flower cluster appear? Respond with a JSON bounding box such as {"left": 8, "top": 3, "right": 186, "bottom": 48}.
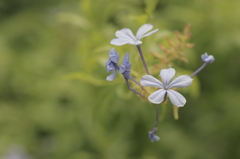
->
{"left": 106, "top": 24, "right": 215, "bottom": 142}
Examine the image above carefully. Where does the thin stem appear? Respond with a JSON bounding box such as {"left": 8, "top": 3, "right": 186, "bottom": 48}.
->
{"left": 125, "top": 78, "right": 143, "bottom": 97}
{"left": 159, "top": 104, "right": 166, "bottom": 121}
{"left": 190, "top": 62, "right": 208, "bottom": 77}
{"left": 153, "top": 104, "right": 159, "bottom": 127}
{"left": 129, "top": 76, "right": 142, "bottom": 88}
{"left": 136, "top": 45, "right": 150, "bottom": 75}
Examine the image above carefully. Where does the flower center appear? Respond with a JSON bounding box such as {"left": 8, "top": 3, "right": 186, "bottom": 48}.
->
{"left": 164, "top": 85, "right": 169, "bottom": 90}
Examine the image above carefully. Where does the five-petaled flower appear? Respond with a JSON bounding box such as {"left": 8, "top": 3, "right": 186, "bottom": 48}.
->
{"left": 106, "top": 48, "right": 120, "bottom": 81}
{"left": 201, "top": 52, "right": 215, "bottom": 63}
{"left": 110, "top": 24, "right": 159, "bottom": 46}
{"left": 140, "top": 68, "right": 193, "bottom": 107}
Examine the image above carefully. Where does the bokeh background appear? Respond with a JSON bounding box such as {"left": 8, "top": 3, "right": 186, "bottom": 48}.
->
{"left": 0, "top": 0, "right": 240, "bottom": 159}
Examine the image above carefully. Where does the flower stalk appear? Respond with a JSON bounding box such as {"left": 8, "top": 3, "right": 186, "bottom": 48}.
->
{"left": 153, "top": 104, "right": 159, "bottom": 128}
{"left": 136, "top": 45, "right": 150, "bottom": 75}
{"left": 124, "top": 78, "right": 143, "bottom": 97}
{"left": 129, "top": 76, "right": 142, "bottom": 88}
{"left": 190, "top": 62, "right": 207, "bottom": 77}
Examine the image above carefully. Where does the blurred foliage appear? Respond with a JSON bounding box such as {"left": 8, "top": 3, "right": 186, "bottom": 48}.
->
{"left": 0, "top": 0, "right": 240, "bottom": 159}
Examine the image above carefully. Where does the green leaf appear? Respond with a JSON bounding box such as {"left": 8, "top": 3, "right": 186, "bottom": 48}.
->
{"left": 63, "top": 72, "right": 118, "bottom": 86}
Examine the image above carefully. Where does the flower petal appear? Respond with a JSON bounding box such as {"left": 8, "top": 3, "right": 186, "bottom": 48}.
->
{"left": 106, "top": 60, "right": 114, "bottom": 73}
{"left": 201, "top": 52, "right": 208, "bottom": 60}
{"left": 106, "top": 69, "right": 117, "bottom": 81}
{"left": 109, "top": 48, "right": 119, "bottom": 63}
{"left": 148, "top": 89, "right": 166, "bottom": 104}
{"left": 136, "top": 24, "right": 153, "bottom": 40}
{"left": 128, "top": 40, "right": 142, "bottom": 45}
{"left": 110, "top": 38, "right": 129, "bottom": 46}
{"left": 141, "top": 29, "right": 159, "bottom": 38}
{"left": 160, "top": 68, "right": 175, "bottom": 86}
{"left": 168, "top": 75, "right": 193, "bottom": 88}
{"left": 119, "top": 52, "right": 129, "bottom": 72}
{"left": 167, "top": 89, "right": 186, "bottom": 107}
{"left": 140, "top": 75, "right": 164, "bottom": 88}
{"left": 115, "top": 28, "right": 136, "bottom": 41}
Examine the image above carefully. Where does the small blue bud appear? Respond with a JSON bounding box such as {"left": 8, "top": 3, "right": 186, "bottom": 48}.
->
{"left": 119, "top": 52, "right": 131, "bottom": 79}
{"left": 109, "top": 48, "right": 120, "bottom": 63}
{"left": 106, "top": 48, "right": 120, "bottom": 81}
{"left": 201, "top": 53, "right": 215, "bottom": 63}
{"left": 149, "top": 127, "right": 160, "bottom": 142}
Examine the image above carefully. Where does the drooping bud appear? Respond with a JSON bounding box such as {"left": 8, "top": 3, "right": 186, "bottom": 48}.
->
{"left": 149, "top": 127, "right": 160, "bottom": 142}
{"left": 106, "top": 48, "right": 120, "bottom": 81}
{"left": 119, "top": 52, "right": 131, "bottom": 79}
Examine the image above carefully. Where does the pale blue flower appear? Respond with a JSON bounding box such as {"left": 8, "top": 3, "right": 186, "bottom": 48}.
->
{"left": 201, "top": 52, "right": 215, "bottom": 63}
{"left": 149, "top": 128, "right": 160, "bottom": 142}
{"left": 106, "top": 48, "right": 120, "bottom": 81}
{"left": 110, "top": 24, "right": 158, "bottom": 46}
{"left": 140, "top": 68, "right": 193, "bottom": 107}
{"left": 119, "top": 52, "right": 131, "bottom": 79}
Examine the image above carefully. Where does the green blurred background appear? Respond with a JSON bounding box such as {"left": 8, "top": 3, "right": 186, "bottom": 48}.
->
{"left": 0, "top": 0, "right": 240, "bottom": 159}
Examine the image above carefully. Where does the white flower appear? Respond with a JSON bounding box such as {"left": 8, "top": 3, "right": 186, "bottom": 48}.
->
{"left": 140, "top": 68, "right": 193, "bottom": 107}
{"left": 110, "top": 24, "right": 158, "bottom": 46}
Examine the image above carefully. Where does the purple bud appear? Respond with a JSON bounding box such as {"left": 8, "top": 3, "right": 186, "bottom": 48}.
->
{"left": 106, "top": 48, "right": 120, "bottom": 81}
{"left": 119, "top": 52, "right": 131, "bottom": 79}
{"left": 149, "top": 128, "right": 160, "bottom": 142}
{"left": 109, "top": 48, "right": 120, "bottom": 63}
{"left": 201, "top": 53, "right": 215, "bottom": 63}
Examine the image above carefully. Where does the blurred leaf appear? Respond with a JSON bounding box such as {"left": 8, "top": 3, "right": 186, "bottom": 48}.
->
{"left": 63, "top": 72, "right": 117, "bottom": 86}
{"left": 144, "top": 0, "right": 158, "bottom": 18}
{"left": 57, "top": 13, "right": 90, "bottom": 29}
